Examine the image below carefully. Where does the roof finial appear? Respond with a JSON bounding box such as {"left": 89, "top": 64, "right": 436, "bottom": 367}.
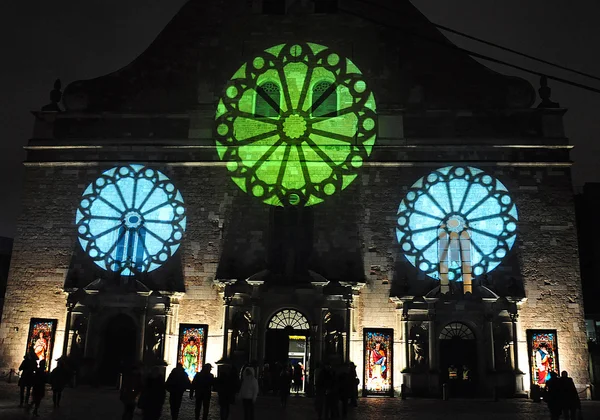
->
{"left": 538, "top": 75, "right": 559, "bottom": 108}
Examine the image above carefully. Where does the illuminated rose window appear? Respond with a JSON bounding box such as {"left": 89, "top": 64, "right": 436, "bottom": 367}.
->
{"left": 215, "top": 42, "right": 377, "bottom": 207}
{"left": 396, "top": 166, "right": 518, "bottom": 284}
{"left": 75, "top": 164, "right": 186, "bottom": 276}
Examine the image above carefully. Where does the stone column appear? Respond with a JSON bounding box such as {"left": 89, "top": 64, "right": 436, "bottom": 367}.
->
{"left": 428, "top": 313, "right": 436, "bottom": 370}
{"left": 486, "top": 315, "right": 496, "bottom": 371}
{"left": 510, "top": 313, "right": 519, "bottom": 372}
{"left": 402, "top": 312, "right": 410, "bottom": 370}
{"left": 62, "top": 302, "right": 75, "bottom": 358}
{"left": 222, "top": 296, "right": 232, "bottom": 360}
{"left": 345, "top": 296, "right": 352, "bottom": 363}
{"left": 137, "top": 306, "right": 147, "bottom": 361}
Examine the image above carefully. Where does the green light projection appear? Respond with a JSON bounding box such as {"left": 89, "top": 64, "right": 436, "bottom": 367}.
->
{"left": 215, "top": 43, "right": 377, "bottom": 206}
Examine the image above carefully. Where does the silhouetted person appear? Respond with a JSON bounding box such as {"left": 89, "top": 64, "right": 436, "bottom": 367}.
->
{"left": 325, "top": 366, "right": 339, "bottom": 420}
{"left": 260, "top": 363, "right": 271, "bottom": 395}
{"left": 165, "top": 363, "right": 191, "bottom": 420}
{"left": 279, "top": 364, "right": 292, "bottom": 408}
{"left": 190, "top": 363, "right": 214, "bottom": 420}
{"left": 560, "top": 371, "right": 580, "bottom": 420}
{"left": 545, "top": 371, "right": 562, "bottom": 420}
{"left": 293, "top": 362, "right": 303, "bottom": 393}
{"left": 239, "top": 367, "right": 259, "bottom": 420}
{"left": 18, "top": 355, "right": 35, "bottom": 407}
{"left": 50, "top": 359, "right": 70, "bottom": 408}
{"left": 216, "top": 364, "right": 239, "bottom": 420}
{"left": 314, "top": 363, "right": 327, "bottom": 420}
{"left": 348, "top": 363, "right": 359, "bottom": 407}
{"left": 139, "top": 367, "right": 166, "bottom": 420}
{"left": 31, "top": 360, "right": 47, "bottom": 417}
{"left": 337, "top": 368, "right": 351, "bottom": 419}
{"left": 120, "top": 365, "right": 142, "bottom": 420}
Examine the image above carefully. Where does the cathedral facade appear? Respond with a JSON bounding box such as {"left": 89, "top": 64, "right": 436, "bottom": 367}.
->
{"left": 0, "top": 0, "right": 589, "bottom": 397}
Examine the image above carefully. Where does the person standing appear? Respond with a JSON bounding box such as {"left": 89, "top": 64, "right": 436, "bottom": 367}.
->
{"left": 49, "top": 359, "right": 71, "bottom": 408}
{"left": 279, "top": 364, "right": 292, "bottom": 408}
{"left": 18, "top": 355, "right": 35, "bottom": 407}
{"left": 139, "top": 367, "right": 166, "bottom": 420}
{"left": 31, "top": 360, "right": 47, "bottom": 417}
{"left": 239, "top": 367, "right": 259, "bottom": 420}
{"left": 216, "top": 364, "right": 239, "bottom": 420}
{"left": 190, "top": 363, "right": 215, "bottom": 420}
{"left": 348, "top": 363, "right": 359, "bottom": 407}
{"left": 544, "top": 371, "right": 562, "bottom": 420}
{"left": 560, "top": 371, "right": 581, "bottom": 420}
{"left": 120, "top": 364, "right": 142, "bottom": 420}
{"left": 165, "top": 363, "right": 191, "bottom": 420}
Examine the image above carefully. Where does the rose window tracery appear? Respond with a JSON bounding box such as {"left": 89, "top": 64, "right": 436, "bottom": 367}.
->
{"left": 75, "top": 164, "right": 186, "bottom": 275}
{"left": 215, "top": 42, "right": 377, "bottom": 207}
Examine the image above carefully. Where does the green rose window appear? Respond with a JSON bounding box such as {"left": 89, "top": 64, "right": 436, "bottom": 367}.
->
{"left": 215, "top": 42, "right": 377, "bottom": 206}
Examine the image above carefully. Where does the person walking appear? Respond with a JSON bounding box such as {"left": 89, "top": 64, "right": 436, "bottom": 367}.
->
{"left": 31, "top": 360, "right": 47, "bottom": 417}
{"left": 544, "top": 371, "right": 562, "bottom": 420}
{"left": 139, "top": 367, "right": 166, "bottom": 420}
{"left": 216, "top": 364, "right": 239, "bottom": 420}
{"left": 49, "top": 359, "right": 71, "bottom": 408}
{"left": 120, "top": 364, "right": 143, "bottom": 420}
{"left": 560, "top": 371, "right": 581, "bottom": 420}
{"left": 165, "top": 363, "right": 191, "bottom": 420}
{"left": 239, "top": 367, "right": 259, "bottom": 420}
{"left": 279, "top": 364, "right": 292, "bottom": 408}
{"left": 190, "top": 363, "right": 215, "bottom": 420}
{"left": 18, "top": 355, "right": 35, "bottom": 407}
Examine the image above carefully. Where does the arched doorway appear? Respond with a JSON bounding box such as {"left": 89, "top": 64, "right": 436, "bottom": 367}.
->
{"left": 439, "top": 322, "right": 477, "bottom": 397}
{"left": 265, "top": 309, "right": 310, "bottom": 394}
{"left": 99, "top": 313, "right": 137, "bottom": 385}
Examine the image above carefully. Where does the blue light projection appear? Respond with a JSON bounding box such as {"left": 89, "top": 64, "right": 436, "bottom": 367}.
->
{"left": 75, "top": 165, "right": 186, "bottom": 276}
{"left": 396, "top": 166, "right": 518, "bottom": 281}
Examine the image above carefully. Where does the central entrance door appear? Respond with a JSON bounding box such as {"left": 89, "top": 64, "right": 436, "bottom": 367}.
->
{"left": 439, "top": 322, "right": 478, "bottom": 397}
{"left": 265, "top": 309, "right": 311, "bottom": 394}
{"left": 99, "top": 313, "right": 137, "bottom": 386}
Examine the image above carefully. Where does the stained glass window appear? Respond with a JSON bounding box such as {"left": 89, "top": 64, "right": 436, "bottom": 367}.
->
{"left": 439, "top": 322, "right": 475, "bottom": 340}
{"left": 215, "top": 42, "right": 377, "bottom": 207}
{"left": 75, "top": 164, "right": 187, "bottom": 276}
{"left": 396, "top": 166, "right": 518, "bottom": 281}
{"left": 268, "top": 309, "right": 310, "bottom": 330}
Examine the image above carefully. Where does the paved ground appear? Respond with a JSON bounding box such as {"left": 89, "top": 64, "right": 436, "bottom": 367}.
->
{"left": 0, "top": 382, "right": 599, "bottom": 419}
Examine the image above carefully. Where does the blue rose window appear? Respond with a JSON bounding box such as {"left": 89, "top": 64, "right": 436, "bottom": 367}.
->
{"left": 75, "top": 165, "right": 186, "bottom": 276}
{"left": 396, "top": 166, "right": 518, "bottom": 285}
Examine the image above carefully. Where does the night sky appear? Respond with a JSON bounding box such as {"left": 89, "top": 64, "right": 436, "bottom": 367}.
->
{"left": 2, "top": 0, "right": 599, "bottom": 238}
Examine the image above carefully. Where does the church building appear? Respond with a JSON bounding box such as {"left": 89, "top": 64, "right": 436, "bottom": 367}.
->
{"left": 0, "top": 0, "right": 589, "bottom": 397}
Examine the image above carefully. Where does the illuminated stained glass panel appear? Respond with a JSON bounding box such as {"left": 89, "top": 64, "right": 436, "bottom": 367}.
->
{"left": 527, "top": 330, "right": 559, "bottom": 389}
{"left": 396, "top": 166, "right": 518, "bottom": 281}
{"left": 178, "top": 324, "right": 208, "bottom": 381}
{"left": 363, "top": 328, "right": 393, "bottom": 396}
{"left": 75, "top": 164, "right": 186, "bottom": 276}
{"left": 26, "top": 318, "right": 57, "bottom": 372}
{"left": 215, "top": 42, "right": 377, "bottom": 207}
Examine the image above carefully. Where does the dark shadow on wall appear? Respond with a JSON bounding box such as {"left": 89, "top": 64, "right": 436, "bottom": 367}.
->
{"left": 390, "top": 243, "right": 525, "bottom": 299}
{"left": 215, "top": 192, "right": 270, "bottom": 281}
{"left": 64, "top": 244, "right": 186, "bottom": 292}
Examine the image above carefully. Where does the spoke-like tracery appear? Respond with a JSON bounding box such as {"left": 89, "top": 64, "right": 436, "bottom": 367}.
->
{"left": 268, "top": 309, "right": 310, "bottom": 330}
{"left": 215, "top": 42, "right": 377, "bottom": 207}
{"left": 396, "top": 166, "right": 518, "bottom": 282}
{"left": 75, "top": 164, "right": 187, "bottom": 276}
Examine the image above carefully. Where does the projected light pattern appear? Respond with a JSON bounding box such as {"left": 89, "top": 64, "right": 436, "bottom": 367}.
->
{"left": 396, "top": 166, "right": 518, "bottom": 281}
{"left": 216, "top": 42, "right": 377, "bottom": 206}
{"left": 75, "top": 164, "right": 186, "bottom": 275}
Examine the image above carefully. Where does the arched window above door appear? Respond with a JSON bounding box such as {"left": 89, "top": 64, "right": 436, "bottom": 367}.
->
{"left": 439, "top": 322, "right": 475, "bottom": 340}
{"left": 255, "top": 82, "right": 280, "bottom": 117}
{"left": 268, "top": 309, "right": 310, "bottom": 330}
{"left": 312, "top": 81, "right": 337, "bottom": 117}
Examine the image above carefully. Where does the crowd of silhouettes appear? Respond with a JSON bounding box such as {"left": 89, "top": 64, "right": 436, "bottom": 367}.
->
{"left": 314, "top": 362, "right": 359, "bottom": 420}
{"left": 544, "top": 370, "right": 581, "bottom": 420}
{"left": 18, "top": 353, "right": 74, "bottom": 417}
